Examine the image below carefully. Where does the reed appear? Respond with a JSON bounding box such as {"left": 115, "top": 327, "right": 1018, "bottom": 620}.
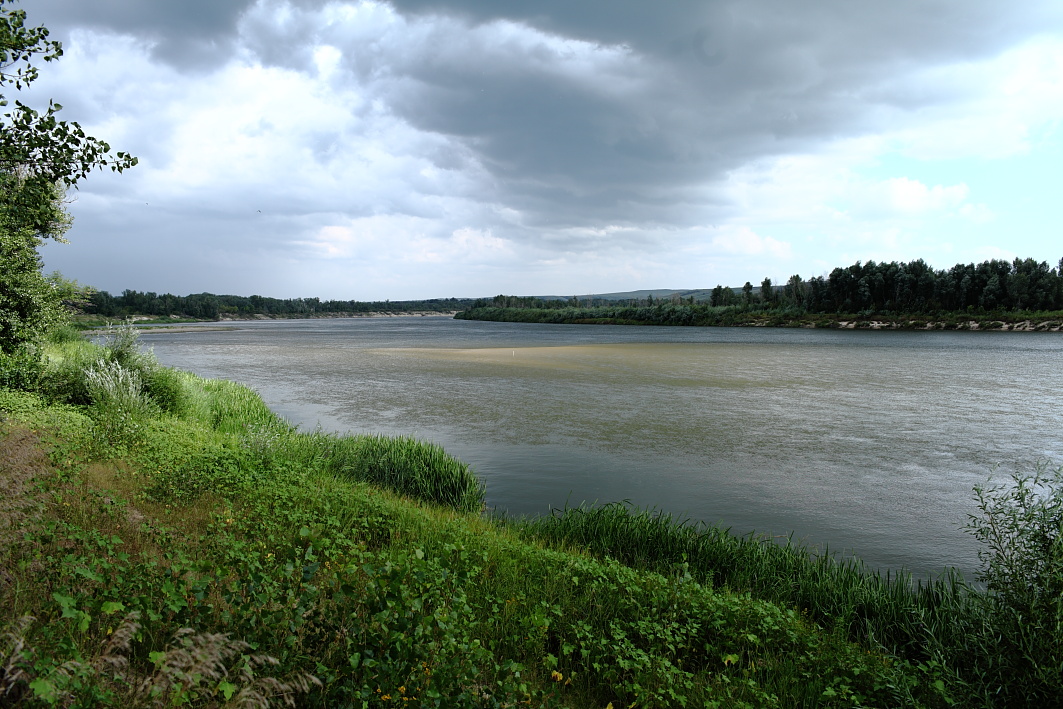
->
{"left": 520, "top": 503, "right": 981, "bottom": 661}
{"left": 260, "top": 429, "right": 486, "bottom": 514}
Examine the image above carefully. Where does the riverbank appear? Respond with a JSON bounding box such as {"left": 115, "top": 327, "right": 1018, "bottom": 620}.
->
{"left": 217, "top": 311, "right": 460, "bottom": 320}
{"left": 455, "top": 305, "right": 1063, "bottom": 331}
{"left": 2, "top": 327, "right": 1061, "bottom": 706}
{"left": 74, "top": 311, "right": 460, "bottom": 329}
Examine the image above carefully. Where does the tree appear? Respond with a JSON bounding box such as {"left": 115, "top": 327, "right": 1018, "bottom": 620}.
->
{"left": 783, "top": 274, "right": 804, "bottom": 308}
{"left": 0, "top": 0, "right": 136, "bottom": 356}
{"left": 759, "top": 277, "right": 774, "bottom": 305}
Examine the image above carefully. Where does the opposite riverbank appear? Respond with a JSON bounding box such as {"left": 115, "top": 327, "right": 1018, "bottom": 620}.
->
{"left": 455, "top": 304, "right": 1063, "bottom": 332}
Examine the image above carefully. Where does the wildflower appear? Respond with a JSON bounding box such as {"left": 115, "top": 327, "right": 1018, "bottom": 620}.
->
{"left": 551, "top": 671, "right": 563, "bottom": 682}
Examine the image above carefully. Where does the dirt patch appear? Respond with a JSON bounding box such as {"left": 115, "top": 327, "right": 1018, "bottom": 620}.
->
{"left": 0, "top": 426, "right": 52, "bottom": 586}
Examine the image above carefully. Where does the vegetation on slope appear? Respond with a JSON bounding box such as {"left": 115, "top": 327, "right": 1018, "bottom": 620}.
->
{"left": 0, "top": 328, "right": 941, "bottom": 707}
{"left": 1, "top": 325, "right": 1062, "bottom": 708}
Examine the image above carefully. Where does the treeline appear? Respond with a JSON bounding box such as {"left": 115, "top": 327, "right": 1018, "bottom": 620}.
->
{"left": 481, "top": 294, "right": 689, "bottom": 309}
{"left": 85, "top": 290, "right": 476, "bottom": 320}
{"left": 462, "top": 257, "right": 1063, "bottom": 321}
{"left": 787, "top": 257, "right": 1062, "bottom": 314}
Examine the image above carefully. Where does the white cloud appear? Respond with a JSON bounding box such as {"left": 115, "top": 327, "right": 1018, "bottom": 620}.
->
{"left": 405, "top": 228, "right": 515, "bottom": 264}
{"left": 847, "top": 177, "right": 970, "bottom": 218}
{"left": 710, "top": 226, "right": 793, "bottom": 260}
{"left": 883, "top": 36, "right": 1063, "bottom": 160}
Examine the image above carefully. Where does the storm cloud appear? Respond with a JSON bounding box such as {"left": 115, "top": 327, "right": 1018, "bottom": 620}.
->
{"left": 26, "top": 0, "right": 1063, "bottom": 298}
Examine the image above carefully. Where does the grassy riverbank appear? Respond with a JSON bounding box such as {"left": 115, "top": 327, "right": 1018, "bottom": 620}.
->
{"left": 2, "top": 327, "right": 1061, "bottom": 707}
{"left": 455, "top": 304, "right": 1063, "bottom": 331}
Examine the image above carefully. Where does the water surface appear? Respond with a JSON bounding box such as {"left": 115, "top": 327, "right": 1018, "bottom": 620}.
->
{"left": 139, "top": 318, "right": 1063, "bottom": 579}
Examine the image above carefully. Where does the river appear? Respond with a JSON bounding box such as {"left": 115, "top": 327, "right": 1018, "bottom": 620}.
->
{"left": 137, "top": 317, "right": 1063, "bottom": 580}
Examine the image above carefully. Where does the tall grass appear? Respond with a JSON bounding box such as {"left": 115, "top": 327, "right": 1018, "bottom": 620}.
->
{"left": 82, "top": 359, "right": 151, "bottom": 415}
{"left": 333, "top": 433, "right": 484, "bottom": 514}
{"left": 519, "top": 498, "right": 1063, "bottom": 705}
{"left": 519, "top": 503, "right": 974, "bottom": 654}
{"left": 249, "top": 429, "right": 486, "bottom": 514}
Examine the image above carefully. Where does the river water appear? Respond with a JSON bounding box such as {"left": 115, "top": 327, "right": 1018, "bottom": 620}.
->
{"left": 137, "top": 317, "right": 1063, "bottom": 579}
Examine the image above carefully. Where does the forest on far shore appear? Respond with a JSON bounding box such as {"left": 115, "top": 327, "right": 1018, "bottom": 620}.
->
{"left": 470, "top": 256, "right": 1063, "bottom": 316}
{"left": 83, "top": 291, "right": 477, "bottom": 320}
{"left": 76, "top": 256, "right": 1062, "bottom": 323}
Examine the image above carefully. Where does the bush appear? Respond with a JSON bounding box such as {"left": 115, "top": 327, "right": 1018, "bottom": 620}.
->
{"left": 46, "top": 324, "right": 83, "bottom": 344}
{"left": 0, "top": 345, "right": 43, "bottom": 391}
{"left": 962, "top": 464, "right": 1063, "bottom": 705}
{"left": 97, "top": 320, "right": 151, "bottom": 371}
{"left": 81, "top": 357, "right": 159, "bottom": 448}
{"left": 143, "top": 366, "right": 192, "bottom": 417}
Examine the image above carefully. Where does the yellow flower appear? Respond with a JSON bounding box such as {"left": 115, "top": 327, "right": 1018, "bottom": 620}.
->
{"left": 551, "top": 671, "right": 563, "bottom": 682}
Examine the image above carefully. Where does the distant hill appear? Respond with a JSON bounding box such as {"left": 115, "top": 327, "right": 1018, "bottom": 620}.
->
{"left": 534, "top": 288, "right": 734, "bottom": 302}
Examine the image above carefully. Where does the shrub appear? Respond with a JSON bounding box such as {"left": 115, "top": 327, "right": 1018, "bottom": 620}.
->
{"left": 961, "top": 464, "right": 1063, "bottom": 705}
{"left": 0, "top": 346, "right": 43, "bottom": 391}
{"left": 82, "top": 358, "right": 158, "bottom": 447}
{"left": 46, "top": 324, "right": 83, "bottom": 345}
{"left": 97, "top": 320, "right": 151, "bottom": 371}
{"left": 0, "top": 613, "right": 319, "bottom": 707}
{"left": 142, "top": 366, "right": 192, "bottom": 417}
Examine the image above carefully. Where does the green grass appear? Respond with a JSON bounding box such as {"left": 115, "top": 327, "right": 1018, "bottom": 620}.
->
{"left": 0, "top": 417, "right": 925, "bottom": 708}
{"left": 519, "top": 503, "right": 975, "bottom": 654}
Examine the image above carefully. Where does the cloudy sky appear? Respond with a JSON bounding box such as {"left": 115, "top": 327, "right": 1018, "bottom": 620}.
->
{"left": 23, "top": 1, "right": 1063, "bottom": 299}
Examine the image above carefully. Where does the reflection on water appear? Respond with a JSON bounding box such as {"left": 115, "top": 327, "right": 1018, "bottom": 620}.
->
{"left": 139, "top": 318, "right": 1063, "bottom": 579}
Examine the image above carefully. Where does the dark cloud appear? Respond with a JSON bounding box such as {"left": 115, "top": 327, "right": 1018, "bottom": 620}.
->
{"left": 24, "top": 0, "right": 1063, "bottom": 297}
{"left": 283, "top": 0, "right": 1060, "bottom": 228}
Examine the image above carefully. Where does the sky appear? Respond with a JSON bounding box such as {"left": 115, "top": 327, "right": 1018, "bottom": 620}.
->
{"left": 20, "top": 0, "right": 1063, "bottom": 300}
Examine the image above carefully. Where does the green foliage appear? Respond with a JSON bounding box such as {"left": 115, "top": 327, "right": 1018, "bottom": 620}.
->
{"left": 35, "top": 324, "right": 161, "bottom": 447}
{"left": 0, "top": 1, "right": 137, "bottom": 187}
{"left": 459, "top": 256, "right": 1063, "bottom": 327}
{"left": 1, "top": 407, "right": 921, "bottom": 708}
{"left": 520, "top": 502, "right": 977, "bottom": 663}
{"left": 45, "top": 322, "right": 82, "bottom": 344}
{"left": 96, "top": 321, "right": 150, "bottom": 371}
{"left": 37, "top": 337, "right": 101, "bottom": 405}
{"left": 0, "top": 383, "right": 40, "bottom": 414}
{"left": 0, "top": 343, "right": 42, "bottom": 389}
{"left": 960, "top": 464, "right": 1063, "bottom": 706}
{"left": 140, "top": 365, "right": 191, "bottom": 417}
{"left": 329, "top": 434, "right": 486, "bottom": 514}
{"left": 87, "top": 289, "right": 477, "bottom": 320}
{"left": 0, "top": 0, "right": 136, "bottom": 355}
{"left": 0, "top": 224, "right": 63, "bottom": 353}
{"left": 82, "top": 358, "right": 158, "bottom": 447}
